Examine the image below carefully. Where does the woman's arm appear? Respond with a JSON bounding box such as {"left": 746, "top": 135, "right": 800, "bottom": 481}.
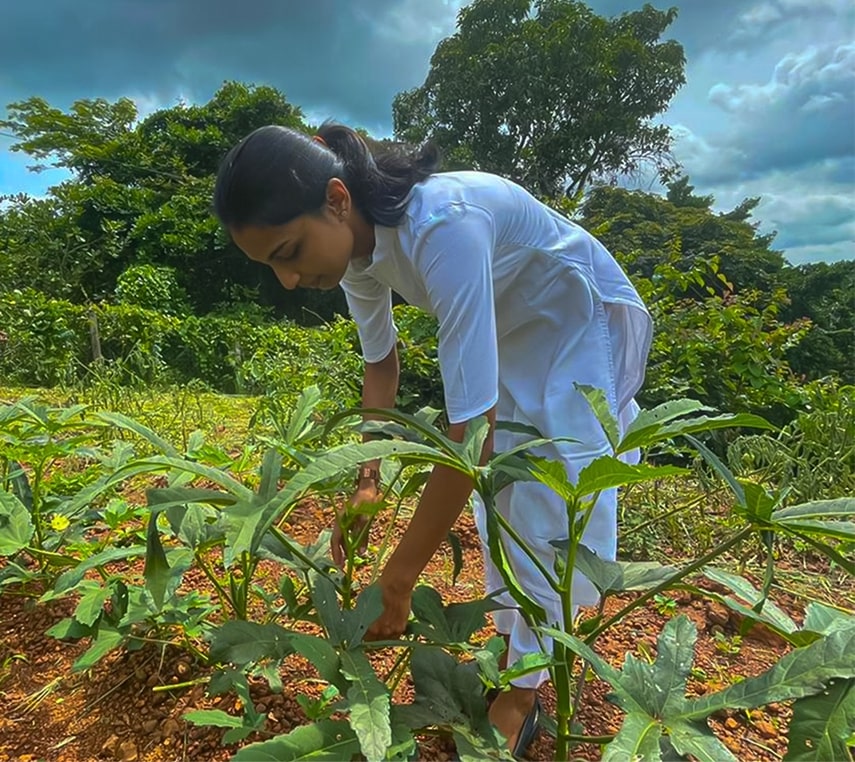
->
{"left": 366, "top": 405, "right": 496, "bottom": 639}
{"left": 331, "top": 345, "right": 400, "bottom": 568}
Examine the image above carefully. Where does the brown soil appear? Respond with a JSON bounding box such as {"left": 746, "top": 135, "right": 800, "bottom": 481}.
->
{"left": 0, "top": 499, "right": 839, "bottom": 762}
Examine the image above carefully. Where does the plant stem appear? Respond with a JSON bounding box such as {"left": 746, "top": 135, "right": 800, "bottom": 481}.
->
{"left": 194, "top": 552, "right": 235, "bottom": 615}
{"left": 586, "top": 525, "right": 753, "bottom": 643}
{"left": 493, "top": 509, "right": 561, "bottom": 594}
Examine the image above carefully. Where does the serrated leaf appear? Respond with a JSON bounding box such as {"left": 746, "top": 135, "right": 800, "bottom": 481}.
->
{"left": 209, "top": 621, "right": 294, "bottom": 665}
{"left": 784, "top": 678, "right": 855, "bottom": 761}
{"left": 46, "top": 616, "right": 96, "bottom": 641}
{"left": 229, "top": 719, "right": 360, "bottom": 761}
{"left": 290, "top": 633, "right": 342, "bottom": 688}
{"left": 602, "top": 712, "right": 662, "bottom": 762}
{"left": 619, "top": 413, "right": 773, "bottom": 456}
{"left": 0, "top": 489, "right": 34, "bottom": 556}
{"left": 73, "top": 626, "right": 125, "bottom": 671}
{"left": 703, "top": 567, "right": 798, "bottom": 635}
{"left": 343, "top": 584, "right": 384, "bottom": 647}
{"left": 575, "top": 456, "right": 688, "bottom": 496}
{"left": 571, "top": 545, "right": 677, "bottom": 595}
{"left": 667, "top": 719, "right": 738, "bottom": 762}
{"left": 311, "top": 574, "right": 347, "bottom": 646}
{"left": 340, "top": 650, "right": 392, "bottom": 762}
{"left": 684, "top": 626, "right": 855, "bottom": 719}
{"left": 575, "top": 384, "right": 620, "bottom": 451}
{"left": 52, "top": 546, "right": 146, "bottom": 595}
{"left": 73, "top": 584, "right": 111, "bottom": 627}
{"left": 528, "top": 456, "right": 574, "bottom": 503}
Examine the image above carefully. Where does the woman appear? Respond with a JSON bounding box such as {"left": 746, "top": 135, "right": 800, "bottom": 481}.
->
{"left": 213, "top": 123, "right": 652, "bottom": 756}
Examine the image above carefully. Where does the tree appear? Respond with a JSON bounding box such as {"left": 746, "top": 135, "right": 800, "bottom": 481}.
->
{"left": 780, "top": 261, "right": 855, "bottom": 384}
{"left": 0, "top": 83, "right": 348, "bottom": 320}
{"left": 393, "top": 0, "right": 685, "bottom": 197}
{"left": 580, "top": 180, "right": 786, "bottom": 296}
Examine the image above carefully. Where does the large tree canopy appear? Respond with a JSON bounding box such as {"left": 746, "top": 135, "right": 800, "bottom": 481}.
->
{"left": 393, "top": 0, "right": 685, "bottom": 197}
{"left": 0, "top": 83, "right": 346, "bottom": 320}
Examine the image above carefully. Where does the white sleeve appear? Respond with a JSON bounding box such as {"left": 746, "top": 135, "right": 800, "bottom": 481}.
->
{"left": 413, "top": 203, "right": 499, "bottom": 424}
{"left": 340, "top": 268, "right": 397, "bottom": 363}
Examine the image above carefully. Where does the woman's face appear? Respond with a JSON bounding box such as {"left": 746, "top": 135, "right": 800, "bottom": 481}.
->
{"left": 230, "top": 179, "right": 373, "bottom": 291}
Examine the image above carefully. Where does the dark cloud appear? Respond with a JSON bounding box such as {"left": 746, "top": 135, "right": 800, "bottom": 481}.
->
{"left": 0, "top": 0, "right": 462, "bottom": 130}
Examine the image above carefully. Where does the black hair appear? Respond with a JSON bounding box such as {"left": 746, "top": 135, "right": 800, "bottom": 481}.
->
{"left": 213, "top": 122, "right": 440, "bottom": 229}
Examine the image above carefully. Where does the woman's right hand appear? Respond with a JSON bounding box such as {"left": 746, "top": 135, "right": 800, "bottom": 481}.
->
{"left": 330, "top": 483, "right": 378, "bottom": 569}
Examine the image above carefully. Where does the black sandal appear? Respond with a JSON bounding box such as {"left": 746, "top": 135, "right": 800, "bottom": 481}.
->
{"left": 511, "top": 698, "right": 541, "bottom": 759}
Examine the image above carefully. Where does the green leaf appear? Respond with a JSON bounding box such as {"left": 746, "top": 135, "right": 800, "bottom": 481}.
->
{"left": 773, "top": 498, "right": 855, "bottom": 522}
{"left": 462, "top": 416, "right": 491, "bottom": 468}
{"left": 96, "top": 411, "right": 181, "bottom": 457}
{"left": 803, "top": 603, "right": 855, "bottom": 636}
{"left": 788, "top": 532, "right": 855, "bottom": 576}
{"left": 571, "top": 545, "right": 677, "bottom": 595}
{"left": 784, "top": 678, "right": 855, "bottom": 761}
{"left": 575, "top": 384, "right": 620, "bottom": 451}
{"left": 528, "top": 456, "right": 574, "bottom": 502}
{"left": 290, "top": 633, "right": 342, "bottom": 689}
{"left": 540, "top": 626, "right": 645, "bottom": 715}
{"left": 602, "top": 712, "right": 662, "bottom": 762}
{"left": 410, "top": 586, "right": 505, "bottom": 645}
{"left": 286, "top": 385, "right": 322, "bottom": 445}
{"left": 311, "top": 574, "right": 347, "bottom": 647}
{"left": 702, "top": 567, "right": 798, "bottom": 635}
{"left": 258, "top": 448, "right": 284, "bottom": 503}
{"left": 575, "top": 457, "right": 687, "bottom": 497}
{"left": 343, "top": 584, "right": 384, "bottom": 648}
{"left": 209, "top": 621, "right": 294, "bottom": 665}
{"left": 446, "top": 530, "right": 464, "bottom": 585}
{"left": 184, "top": 708, "right": 244, "bottom": 729}
{"left": 615, "top": 617, "right": 696, "bottom": 720}
{"left": 667, "top": 720, "right": 738, "bottom": 762}
{"left": 233, "top": 439, "right": 462, "bottom": 565}
{"left": 46, "top": 616, "right": 95, "bottom": 640}
{"left": 73, "top": 626, "right": 125, "bottom": 671}
{"left": 684, "top": 434, "right": 745, "bottom": 507}
{"left": 778, "top": 519, "right": 855, "bottom": 541}
{"left": 684, "top": 626, "right": 855, "bottom": 719}
{"left": 0, "top": 489, "right": 34, "bottom": 556}
{"left": 146, "top": 486, "right": 237, "bottom": 510}
{"left": 143, "top": 512, "right": 170, "bottom": 610}
{"left": 229, "top": 720, "right": 360, "bottom": 761}
{"left": 340, "top": 650, "right": 392, "bottom": 762}
{"left": 619, "top": 412, "right": 773, "bottom": 456}
{"left": 622, "top": 399, "right": 712, "bottom": 448}
{"left": 73, "top": 584, "right": 111, "bottom": 627}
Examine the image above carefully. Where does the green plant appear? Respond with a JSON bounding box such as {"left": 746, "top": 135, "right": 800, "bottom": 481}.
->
{"left": 653, "top": 593, "right": 678, "bottom": 617}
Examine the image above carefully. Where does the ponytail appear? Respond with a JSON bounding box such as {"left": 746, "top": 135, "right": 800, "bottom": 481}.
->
{"left": 214, "top": 123, "right": 439, "bottom": 229}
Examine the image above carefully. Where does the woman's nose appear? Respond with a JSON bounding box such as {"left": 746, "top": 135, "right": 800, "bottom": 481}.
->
{"left": 274, "top": 265, "right": 300, "bottom": 290}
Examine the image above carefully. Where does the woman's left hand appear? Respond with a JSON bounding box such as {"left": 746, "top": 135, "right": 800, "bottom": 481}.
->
{"left": 365, "top": 579, "right": 412, "bottom": 641}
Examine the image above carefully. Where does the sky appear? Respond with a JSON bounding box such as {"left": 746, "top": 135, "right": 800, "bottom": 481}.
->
{"left": 1, "top": 0, "right": 853, "bottom": 265}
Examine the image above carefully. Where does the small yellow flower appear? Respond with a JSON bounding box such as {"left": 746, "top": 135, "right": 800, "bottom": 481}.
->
{"left": 50, "top": 514, "right": 70, "bottom": 532}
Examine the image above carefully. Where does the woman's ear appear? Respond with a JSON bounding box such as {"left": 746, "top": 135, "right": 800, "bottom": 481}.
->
{"left": 326, "top": 178, "right": 351, "bottom": 220}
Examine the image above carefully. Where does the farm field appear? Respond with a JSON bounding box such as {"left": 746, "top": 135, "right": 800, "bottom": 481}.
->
{"left": 1, "top": 385, "right": 852, "bottom": 762}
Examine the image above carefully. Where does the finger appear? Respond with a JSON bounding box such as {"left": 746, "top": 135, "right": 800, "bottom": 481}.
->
{"left": 331, "top": 533, "right": 345, "bottom": 569}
